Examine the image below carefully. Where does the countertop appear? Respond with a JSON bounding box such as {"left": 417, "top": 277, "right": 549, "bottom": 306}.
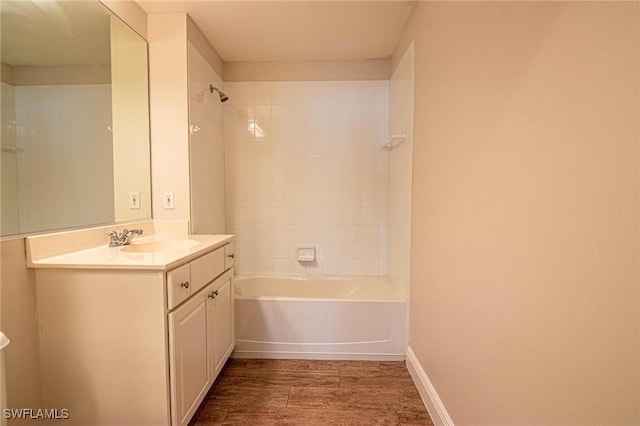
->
{"left": 27, "top": 234, "right": 234, "bottom": 271}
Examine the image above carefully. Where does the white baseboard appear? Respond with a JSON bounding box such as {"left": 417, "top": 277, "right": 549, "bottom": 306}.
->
{"left": 406, "top": 346, "right": 454, "bottom": 426}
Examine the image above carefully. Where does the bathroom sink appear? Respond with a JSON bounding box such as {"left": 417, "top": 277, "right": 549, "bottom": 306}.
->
{"left": 120, "top": 239, "right": 200, "bottom": 253}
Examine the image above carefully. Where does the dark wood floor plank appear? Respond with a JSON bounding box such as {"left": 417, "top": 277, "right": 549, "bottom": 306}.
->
{"left": 227, "top": 358, "right": 311, "bottom": 371}
{"left": 189, "top": 359, "right": 434, "bottom": 426}
{"left": 222, "top": 407, "right": 401, "bottom": 426}
{"left": 397, "top": 407, "right": 435, "bottom": 426}
{"left": 287, "top": 386, "right": 427, "bottom": 412}
{"left": 308, "top": 360, "right": 367, "bottom": 370}
{"left": 192, "top": 406, "right": 228, "bottom": 426}
{"left": 376, "top": 361, "right": 410, "bottom": 371}
{"left": 309, "top": 360, "right": 407, "bottom": 373}
{"left": 217, "top": 367, "right": 339, "bottom": 387}
{"left": 339, "top": 369, "right": 415, "bottom": 389}
{"left": 205, "top": 384, "right": 290, "bottom": 408}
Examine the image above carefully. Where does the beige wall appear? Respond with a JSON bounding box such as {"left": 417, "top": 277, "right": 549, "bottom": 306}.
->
{"left": 111, "top": 15, "right": 152, "bottom": 221}
{"left": 187, "top": 16, "right": 225, "bottom": 80}
{"left": 387, "top": 42, "right": 414, "bottom": 299}
{"left": 148, "top": 12, "right": 226, "bottom": 224}
{"left": 148, "top": 13, "right": 191, "bottom": 221}
{"left": 187, "top": 16, "right": 226, "bottom": 234}
{"left": 187, "top": 43, "right": 226, "bottom": 234}
{"left": 0, "top": 239, "right": 42, "bottom": 421}
{"left": 396, "top": 2, "right": 639, "bottom": 425}
{"left": 225, "top": 59, "right": 390, "bottom": 82}
{"left": 100, "top": 0, "right": 147, "bottom": 40}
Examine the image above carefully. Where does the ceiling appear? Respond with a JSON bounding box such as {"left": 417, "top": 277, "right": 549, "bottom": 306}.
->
{"left": 136, "top": 1, "right": 417, "bottom": 63}
{"left": 1, "top": 0, "right": 111, "bottom": 66}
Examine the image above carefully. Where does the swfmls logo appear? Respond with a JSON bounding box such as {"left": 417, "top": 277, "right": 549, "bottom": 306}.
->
{"left": 2, "top": 408, "right": 70, "bottom": 420}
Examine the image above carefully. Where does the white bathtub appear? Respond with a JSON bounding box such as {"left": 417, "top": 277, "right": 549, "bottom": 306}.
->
{"left": 233, "top": 275, "right": 407, "bottom": 361}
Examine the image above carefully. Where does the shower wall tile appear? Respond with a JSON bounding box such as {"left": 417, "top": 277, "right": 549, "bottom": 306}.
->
{"left": 10, "top": 84, "right": 114, "bottom": 234}
{"left": 225, "top": 80, "right": 388, "bottom": 276}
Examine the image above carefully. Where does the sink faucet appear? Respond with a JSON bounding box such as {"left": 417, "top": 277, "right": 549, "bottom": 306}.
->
{"left": 106, "top": 229, "right": 143, "bottom": 247}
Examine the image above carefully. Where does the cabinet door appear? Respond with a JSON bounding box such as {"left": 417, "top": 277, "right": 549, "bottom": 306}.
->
{"left": 207, "top": 270, "right": 234, "bottom": 380}
{"left": 169, "top": 291, "right": 210, "bottom": 426}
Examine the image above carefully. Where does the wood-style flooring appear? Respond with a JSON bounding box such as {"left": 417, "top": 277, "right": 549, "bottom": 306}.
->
{"left": 190, "top": 358, "right": 434, "bottom": 425}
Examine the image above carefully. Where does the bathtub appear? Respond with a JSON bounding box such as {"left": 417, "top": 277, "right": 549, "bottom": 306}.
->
{"left": 233, "top": 275, "right": 407, "bottom": 361}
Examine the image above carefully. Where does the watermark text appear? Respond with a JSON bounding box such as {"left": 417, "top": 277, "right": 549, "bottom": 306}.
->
{"left": 3, "top": 408, "right": 69, "bottom": 420}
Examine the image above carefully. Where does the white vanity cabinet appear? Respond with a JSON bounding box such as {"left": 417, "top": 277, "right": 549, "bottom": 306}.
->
{"left": 31, "top": 236, "right": 235, "bottom": 426}
{"left": 169, "top": 269, "right": 233, "bottom": 426}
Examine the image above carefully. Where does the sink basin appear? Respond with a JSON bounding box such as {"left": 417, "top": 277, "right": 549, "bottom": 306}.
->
{"left": 120, "top": 239, "right": 200, "bottom": 253}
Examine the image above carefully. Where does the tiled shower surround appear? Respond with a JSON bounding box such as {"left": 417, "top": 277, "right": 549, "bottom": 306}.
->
{"left": 2, "top": 84, "right": 114, "bottom": 235}
{"left": 224, "top": 81, "right": 389, "bottom": 275}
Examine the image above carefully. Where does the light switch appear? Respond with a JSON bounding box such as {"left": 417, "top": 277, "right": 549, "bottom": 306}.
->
{"left": 129, "top": 192, "right": 140, "bottom": 209}
{"left": 163, "top": 192, "right": 175, "bottom": 209}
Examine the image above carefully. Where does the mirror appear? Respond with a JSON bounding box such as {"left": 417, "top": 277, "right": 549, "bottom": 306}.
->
{"left": 0, "top": 0, "right": 151, "bottom": 236}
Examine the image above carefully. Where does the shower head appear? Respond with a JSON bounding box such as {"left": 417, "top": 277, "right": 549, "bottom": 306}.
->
{"left": 209, "top": 85, "right": 229, "bottom": 102}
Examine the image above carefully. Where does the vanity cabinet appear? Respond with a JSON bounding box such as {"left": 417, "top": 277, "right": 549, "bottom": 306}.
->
{"left": 169, "top": 269, "right": 233, "bottom": 426}
{"left": 32, "top": 236, "right": 235, "bottom": 426}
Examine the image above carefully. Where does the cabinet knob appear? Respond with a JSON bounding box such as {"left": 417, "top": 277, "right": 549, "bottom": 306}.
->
{"left": 228, "top": 253, "right": 235, "bottom": 259}
{"left": 208, "top": 292, "right": 215, "bottom": 299}
{"left": 180, "top": 281, "right": 190, "bottom": 289}
{"left": 213, "top": 290, "right": 219, "bottom": 296}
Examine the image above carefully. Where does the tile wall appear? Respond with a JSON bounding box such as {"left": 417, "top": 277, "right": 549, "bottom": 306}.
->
{"left": 12, "top": 84, "right": 114, "bottom": 234}
{"left": 224, "top": 81, "right": 389, "bottom": 275}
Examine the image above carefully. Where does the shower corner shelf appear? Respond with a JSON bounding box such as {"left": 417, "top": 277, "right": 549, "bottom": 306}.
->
{"left": 382, "top": 132, "right": 407, "bottom": 151}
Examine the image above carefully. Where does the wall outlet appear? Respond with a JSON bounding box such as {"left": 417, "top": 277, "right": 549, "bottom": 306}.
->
{"left": 163, "top": 192, "right": 175, "bottom": 209}
{"left": 129, "top": 191, "right": 140, "bottom": 209}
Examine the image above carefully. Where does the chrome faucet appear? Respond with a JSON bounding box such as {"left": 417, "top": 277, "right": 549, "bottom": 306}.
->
{"left": 106, "top": 229, "right": 143, "bottom": 247}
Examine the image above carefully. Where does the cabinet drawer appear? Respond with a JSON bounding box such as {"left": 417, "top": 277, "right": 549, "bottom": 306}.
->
{"left": 224, "top": 243, "right": 234, "bottom": 270}
{"left": 190, "top": 248, "right": 225, "bottom": 293}
{"left": 167, "top": 264, "right": 191, "bottom": 310}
